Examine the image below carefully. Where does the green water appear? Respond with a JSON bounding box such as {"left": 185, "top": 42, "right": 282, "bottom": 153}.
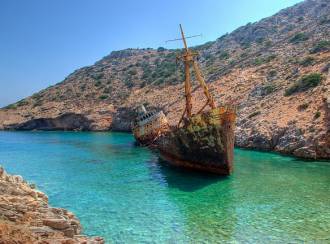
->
{"left": 0, "top": 131, "right": 329, "bottom": 243}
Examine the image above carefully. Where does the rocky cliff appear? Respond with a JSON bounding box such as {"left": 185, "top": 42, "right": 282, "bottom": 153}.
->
{"left": 0, "top": 0, "right": 329, "bottom": 159}
{"left": 0, "top": 166, "right": 104, "bottom": 243}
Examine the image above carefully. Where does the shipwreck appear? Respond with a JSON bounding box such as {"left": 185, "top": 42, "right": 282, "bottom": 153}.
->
{"left": 132, "top": 25, "right": 236, "bottom": 175}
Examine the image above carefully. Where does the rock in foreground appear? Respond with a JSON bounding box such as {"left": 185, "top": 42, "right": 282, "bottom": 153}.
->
{"left": 0, "top": 166, "right": 104, "bottom": 243}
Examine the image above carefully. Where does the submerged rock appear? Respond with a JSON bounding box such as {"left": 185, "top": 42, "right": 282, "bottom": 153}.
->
{"left": 0, "top": 165, "right": 104, "bottom": 243}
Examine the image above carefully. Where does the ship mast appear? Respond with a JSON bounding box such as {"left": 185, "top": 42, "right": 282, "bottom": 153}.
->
{"left": 176, "top": 24, "right": 216, "bottom": 126}
{"left": 179, "top": 24, "right": 193, "bottom": 118}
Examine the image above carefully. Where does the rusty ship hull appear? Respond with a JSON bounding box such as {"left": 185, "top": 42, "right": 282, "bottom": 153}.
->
{"left": 156, "top": 106, "right": 236, "bottom": 175}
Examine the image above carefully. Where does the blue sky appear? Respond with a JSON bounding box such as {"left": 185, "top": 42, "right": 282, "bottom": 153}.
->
{"left": 0, "top": 0, "right": 302, "bottom": 107}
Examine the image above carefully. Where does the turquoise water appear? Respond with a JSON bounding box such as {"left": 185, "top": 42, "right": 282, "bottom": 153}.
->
{"left": 0, "top": 131, "right": 329, "bottom": 243}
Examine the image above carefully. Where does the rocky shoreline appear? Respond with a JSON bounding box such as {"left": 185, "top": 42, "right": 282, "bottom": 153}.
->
{"left": 0, "top": 166, "right": 104, "bottom": 243}
{"left": 1, "top": 119, "right": 329, "bottom": 160}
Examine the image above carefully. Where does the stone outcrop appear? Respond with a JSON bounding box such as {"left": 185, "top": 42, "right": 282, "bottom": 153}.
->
{"left": 4, "top": 113, "right": 92, "bottom": 131}
{"left": 110, "top": 107, "right": 134, "bottom": 132}
{"left": 235, "top": 123, "right": 322, "bottom": 159}
{"left": 2, "top": 112, "right": 113, "bottom": 132}
{"left": 0, "top": 166, "right": 104, "bottom": 243}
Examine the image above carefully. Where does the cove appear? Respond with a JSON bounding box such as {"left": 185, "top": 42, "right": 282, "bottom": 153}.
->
{"left": 0, "top": 131, "right": 329, "bottom": 243}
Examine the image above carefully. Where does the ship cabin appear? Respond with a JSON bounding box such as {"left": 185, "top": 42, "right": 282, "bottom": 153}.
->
{"left": 131, "top": 105, "right": 169, "bottom": 145}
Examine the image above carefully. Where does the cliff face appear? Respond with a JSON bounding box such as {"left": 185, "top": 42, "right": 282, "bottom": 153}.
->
{"left": 0, "top": 0, "right": 329, "bottom": 159}
{"left": 0, "top": 166, "right": 104, "bottom": 243}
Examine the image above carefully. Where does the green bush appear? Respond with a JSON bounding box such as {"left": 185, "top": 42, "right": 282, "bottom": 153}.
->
{"left": 204, "top": 53, "right": 212, "bottom": 60}
{"left": 254, "top": 58, "right": 263, "bottom": 66}
{"left": 298, "top": 103, "right": 309, "bottom": 111}
{"left": 135, "top": 62, "right": 142, "bottom": 67}
{"left": 33, "top": 100, "right": 42, "bottom": 108}
{"left": 154, "top": 78, "right": 164, "bottom": 85}
{"left": 92, "top": 73, "right": 103, "bottom": 80}
{"left": 103, "top": 87, "right": 112, "bottom": 94}
{"left": 263, "top": 83, "right": 276, "bottom": 95}
{"left": 95, "top": 81, "right": 102, "bottom": 87}
{"left": 288, "top": 57, "right": 299, "bottom": 64}
{"left": 289, "top": 33, "right": 309, "bottom": 44}
{"left": 206, "top": 56, "right": 216, "bottom": 65}
{"left": 285, "top": 73, "right": 323, "bottom": 96}
{"left": 253, "top": 55, "right": 276, "bottom": 66}
{"left": 141, "top": 60, "right": 150, "bottom": 67}
{"left": 268, "top": 70, "right": 277, "bottom": 77}
{"left": 299, "top": 56, "right": 315, "bottom": 67}
{"left": 310, "top": 40, "right": 330, "bottom": 54}
{"left": 241, "top": 41, "right": 251, "bottom": 49}
{"left": 240, "top": 52, "right": 248, "bottom": 59}
{"left": 248, "top": 111, "right": 261, "bottom": 119}
{"left": 256, "top": 37, "right": 265, "bottom": 44}
{"left": 218, "top": 51, "right": 230, "bottom": 60}
{"left": 99, "top": 95, "right": 108, "bottom": 100}
{"left": 168, "top": 76, "right": 179, "bottom": 84}
{"left": 140, "top": 81, "right": 147, "bottom": 88}
{"left": 32, "top": 93, "right": 42, "bottom": 100}
{"left": 265, "top": 54, "right": 276, "bottom": 62}
{"left": 264, "top": 40, "right": 272, "bottom": 48}
{"left": 128, "top": 68, "right": 137, "bottom": 76}
{"left": 142, "top": 71, "right": 151, "bottom": 81}
{"left": 286, "top": 25, "right": 294, "bottom": 32}
{"left": 228, "top": 60, "right": 235, "bottom": 66}
{"left": 314, "top": 111, "right": 321, "bottom": 119}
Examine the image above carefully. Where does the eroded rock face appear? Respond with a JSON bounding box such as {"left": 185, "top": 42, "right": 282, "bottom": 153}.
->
{"left": 110, "top": 107, "right": 135, "bottom": 132}
{"left": 0, "top": 166, "right": 104, "bottom": 243}
{"left": 235, "top": 122, "right": 328, "bottom": 159}
{"left": 4, "top": 113, "right": 93, "bottom": 131}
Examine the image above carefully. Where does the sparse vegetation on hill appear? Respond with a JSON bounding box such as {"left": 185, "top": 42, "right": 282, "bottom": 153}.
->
{"left": 285, "top": 73, "right": 323, "bottom": 96}
{"left": 297, "top": 103, "right": 309, "bottom": 111}
{"left": 310, "top": 40, "right": 330, "bottom": 53}
{"left": 299, "top": 56, "right": 315, "bottom": 67}
{"left": 314, "top": 111, "right": 321, "bottom": 119}
{"left": 248, "top": 111, "right": 261, "bottom": 119}
{"left": 289, "top": 32, "right": 309, "bottom": 44}
{"left": 0, "top": 0, "right": 329, "bottom": 159}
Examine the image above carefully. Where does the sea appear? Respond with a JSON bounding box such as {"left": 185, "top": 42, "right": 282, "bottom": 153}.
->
{"left": 0, "top": 131, "right": 329, "bottom": 243}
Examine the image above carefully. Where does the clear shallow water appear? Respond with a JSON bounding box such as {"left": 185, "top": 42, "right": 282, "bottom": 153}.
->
{"left": 0, "top": 131, "right": 329, "bottom": 243}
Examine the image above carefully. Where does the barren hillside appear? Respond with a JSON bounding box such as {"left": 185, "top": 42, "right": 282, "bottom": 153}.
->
{"left": 0, "top": 0, "right": 329, "bottom": 159}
